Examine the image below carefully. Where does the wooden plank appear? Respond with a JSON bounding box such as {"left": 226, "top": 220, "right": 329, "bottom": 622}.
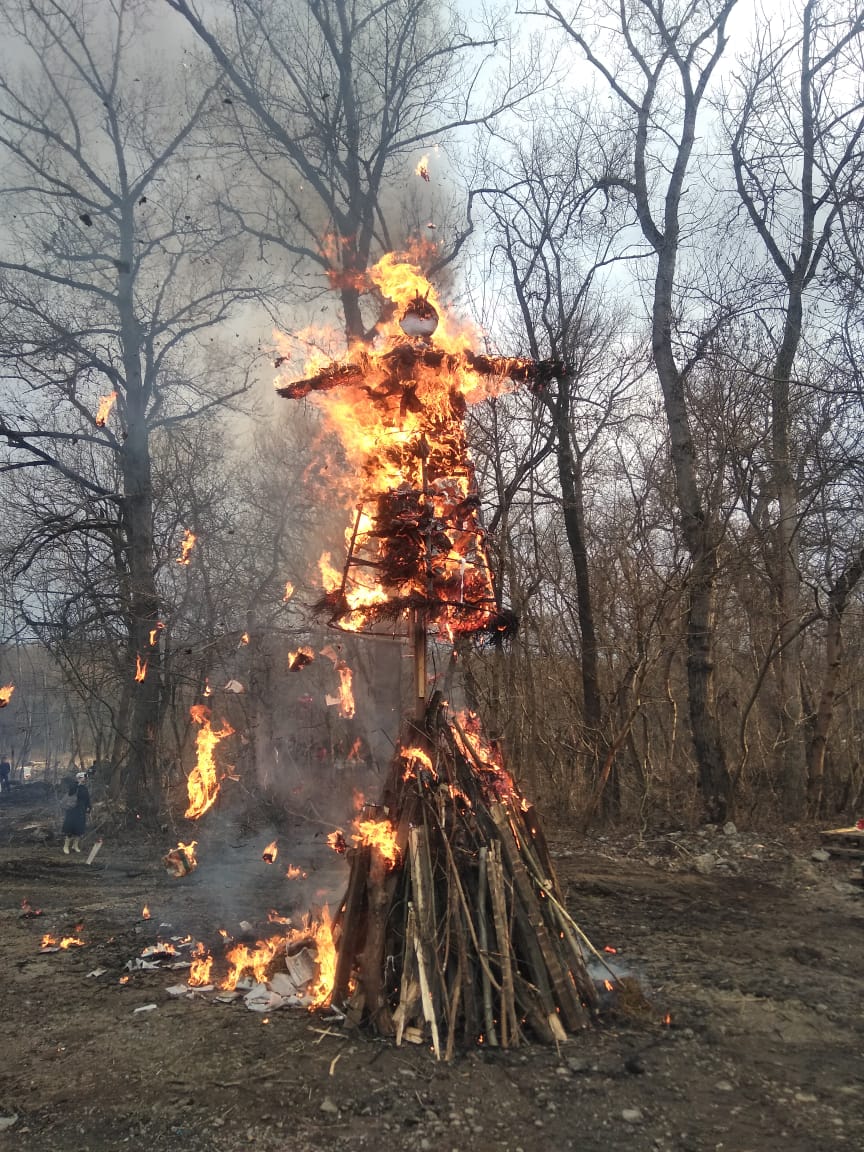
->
{"left": 331, "top": 845, "right": 369, "bottom": 1004}
{"left": 476, "top": 847, "right": 499, "bottom": 1047}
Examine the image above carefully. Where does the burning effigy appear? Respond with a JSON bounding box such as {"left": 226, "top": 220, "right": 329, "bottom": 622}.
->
{"left": 277, "top": 253, "right": 603, "bottom": 1056}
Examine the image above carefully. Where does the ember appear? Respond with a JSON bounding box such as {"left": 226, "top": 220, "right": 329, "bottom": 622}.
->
{"left": 185, "top": 705, "right": 234, "bottom": 818}
{"left": 94, "top": 390, "right": 117, "bottom": 427}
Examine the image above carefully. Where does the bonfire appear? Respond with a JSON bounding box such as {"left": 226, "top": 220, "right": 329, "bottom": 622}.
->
{"left": 278, "top": 252, "right": 599, "bottom": 1057}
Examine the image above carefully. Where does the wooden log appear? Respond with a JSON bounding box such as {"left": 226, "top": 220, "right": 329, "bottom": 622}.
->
{"left": 410, "top": 826, "right": 441, "bottom": 1058}
{"left": 331, "top": 845, "right": 370, "bottom": 1004}
{"left": 394, "top": 905, "right": 421, "bottom": 1046}
{"left": 487, "top": 842, "right": 519, "bottom": 1047}
{"left": 356, "top": 850, "right": 399, "bottom": 1035}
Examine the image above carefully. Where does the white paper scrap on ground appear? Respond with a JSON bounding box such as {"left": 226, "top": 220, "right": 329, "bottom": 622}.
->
{"left": 244, "top": 983, "right": 285, "bottom": 1013}
{"left": 86, "top": 968, "right": 108, "bottom": 978}
{"left": 133, "top": 1003, "right": 158, "bottom": 1013}
{"left": 0, "top": 1115, "right": 19, "bottom": 1132}
{"left": 166, "top": 984, "right": 189, "bottom": 997}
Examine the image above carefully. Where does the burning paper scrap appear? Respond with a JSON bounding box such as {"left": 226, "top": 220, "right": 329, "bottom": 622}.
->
{"left": 282, "top": 581, "right": 294, "bottom": 602}
{"left": 176, "top": 528, "right": 196, "bottom": 565}
{"left": 288, "top": 647, "right": 315, "bottom": 671}
{"left": 162, "top": 840, "right": 198, "bottom": 877}
{"left": 135, "top": 654, "right": 147, "bottom": 682}
{"left": 40, "top": 934, "right": 85, "bottom": 952}
{"left": 20, "top": 898, "right": 43, "bottom": 919}
{"left": 94, "top": 390, "right": 117, "bottom": 427}
{"left": 0, "top": 684, "right": 14, "bottom": 707}
{"left": 415, "top": 155, "right": 430, "bottom": 182}
{"left": 336, "top": 662, "right": 354, "bottom": 718}
{"left": 142, "top": 905, "right": 151, "bottom": 920}
{"left": 149, "top": 622, "right": 164, "bottom": 646}
{"left": 327, "top": 830, "right": 347, "bottom": 855}
{"left": 188, "top": 942, "right": 213, "bottom": 987}
{"left": 239, "top": 632, "right": 249, "bottom": 645}
{"left": 185, "top": 705, "right": 234, "bottom": 819}
{"left": 262, "top": 839, "right": 278, "bottom": 863}
{"left": 284, "top": 865, "right": 307, "bottom": 880}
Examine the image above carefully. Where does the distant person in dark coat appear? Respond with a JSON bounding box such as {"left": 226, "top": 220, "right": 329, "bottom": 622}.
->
{"left": 0, "top": 756, "right": 10, "bottom": 792}
{"left": 61, "top": 772, "right": 91, "bottom": 854}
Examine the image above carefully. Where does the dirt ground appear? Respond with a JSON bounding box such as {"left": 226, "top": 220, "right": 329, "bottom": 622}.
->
{"left": 1, "top": 781, "right": 862, "bottom": 1152}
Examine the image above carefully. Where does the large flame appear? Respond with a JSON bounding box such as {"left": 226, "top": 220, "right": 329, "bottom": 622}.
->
{"left": 276, "top": 252, "right": 536, "bottom": 637}
{"left": 337, "top": 662, "right": 355, "bottom": 718}
{"left": 185, "top": 706, "right": 234, "bottom": 819}
{"left": 94, "top": 390, "right": 117, "bottom": 427}
{"left": 0, "top": 683, "right": 14, "bottom": 707}
{"left": 286, "top": 908, "right": 336, "bottom": 1008}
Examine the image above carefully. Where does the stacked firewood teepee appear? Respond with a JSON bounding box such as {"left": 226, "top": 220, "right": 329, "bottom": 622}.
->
{"left": 329, "top": 695, "right": 599, "bottom": 1056}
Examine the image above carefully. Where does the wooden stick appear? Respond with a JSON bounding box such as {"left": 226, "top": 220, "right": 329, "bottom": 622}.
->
{"left": 476, "top": 847, "right": 499, "bottom": 1047}
{"left": 487, "top": 841, "right": 519, "bottom": 1047}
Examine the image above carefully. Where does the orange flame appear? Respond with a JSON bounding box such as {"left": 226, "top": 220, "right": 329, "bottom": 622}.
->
{"left": 415, "top": 156, "right": 430, "bottom": 182}
{"left": 267, "top": 909, "right": 292, "bottom": 925}
{"left": 286, "top": 908, "right": 336, "bottom": 1008}
{"left": 284, "top": 864, "right": 308, "bottom": 880}
{"left": 240, "top": 632, "right": 249, "bottom": 645}
{"left": 0, "top": 683, "right": 14, "bottom": 707}
{"left": 95, "top": 390, "right": 117, "bottom": 427}
{"left": 188, "top": 942, "right": 213, "bottom": 987}
{"left": 185, "top": 706, "right": 234, "bottom": 818}
{"left": 176, "top": 529, "right": 196, "bottom": 565}
{"left": 282, "top": 581, "right": 294, "bottom": 601}
{"left": 351, "top": 818, "right": 400, "bottom": 869}
{"left": 142, "top": 905, "right": 151, "bottom": 920}
{"left": 275, "top": 252, "right": 533, "bottom": 637}
{"left": 41, "top": 934, "right": 85, "bottom": 949}
{"left": 337, "top": 662, "right": 354, "bottom": 718}
{"left": 452, "top": 710, "right": 518, "bottom": 803}
{"left": 262, "top": 840, "right": 278, "bottom": 863}
{"left": 148, "top": 622, "right": 164, "bottom": 646}
{"left": 220, "top": 936, "right": 285, "bottom": 991}
{"left": 135, "top": 654, "right": 147, "bottom": 682}
{"left": 400, "top": 745, "right": 435, "bottom": 782}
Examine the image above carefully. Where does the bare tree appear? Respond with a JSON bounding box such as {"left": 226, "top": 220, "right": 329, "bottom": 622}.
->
{"left": 530, "top": 0, "right": 738, "bottom": 821}
{"left": 0, "top": 0, "right": 257, "bottom": 813}
{"left": 166, "top": 0, "right": 537, "bottom": 342}
{"left": 725, "top": 0, "right": 864, "bottom": 816}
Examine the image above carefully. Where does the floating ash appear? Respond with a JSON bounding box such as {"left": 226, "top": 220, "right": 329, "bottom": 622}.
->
{"left": 162, "top": 840, "right": 198, "bottom": 877}
{"left": 262, "top": 840, "right": 278, "bottom": 864}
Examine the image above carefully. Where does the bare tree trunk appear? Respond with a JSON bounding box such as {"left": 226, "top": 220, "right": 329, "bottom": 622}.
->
{"left": 807, "top": 548, "right": 864, "bottom": 812}
{"left": 552, "top": 385, "right": 604, "bottom": 777}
